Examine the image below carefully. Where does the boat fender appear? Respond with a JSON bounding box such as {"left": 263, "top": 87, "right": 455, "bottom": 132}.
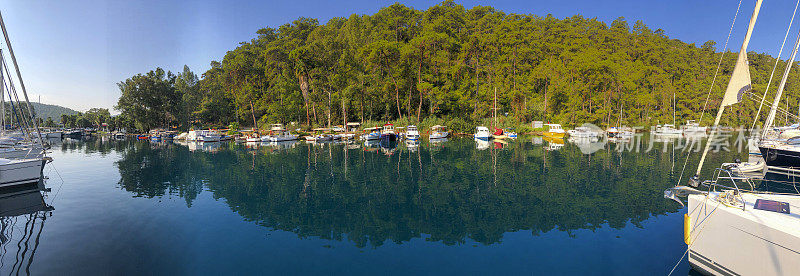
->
{"left": 688, "top": 175, "right": 701, "bottom": 188}
{"left": 684, "top": 213, "right": 691, "bottom": 245}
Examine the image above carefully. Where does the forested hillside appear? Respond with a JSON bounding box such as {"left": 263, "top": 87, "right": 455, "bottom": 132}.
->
{"left": 31, "top": 102, "right": 79, "bottom": 121}
{"left": 116, "top": 0, "right": 800, "bottom": 131}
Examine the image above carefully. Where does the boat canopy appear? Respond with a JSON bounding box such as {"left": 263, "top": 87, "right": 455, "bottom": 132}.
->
{"left": 431, "top": 125, "right": 447, "bottom": 130}
{"left": 346, "top": 122, "right": 361, "bottom": 126}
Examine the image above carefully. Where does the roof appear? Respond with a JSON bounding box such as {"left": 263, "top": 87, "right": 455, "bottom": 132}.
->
{"left": 346, "top": 122, "right": 361, "bottom": 126}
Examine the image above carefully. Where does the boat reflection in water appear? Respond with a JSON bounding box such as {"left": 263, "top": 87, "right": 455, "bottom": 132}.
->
{"left": 542, "top": 136, "right": 564, "bottom": 151}
{"left": 0, "top": 180, "right": 53, "bottom": 274}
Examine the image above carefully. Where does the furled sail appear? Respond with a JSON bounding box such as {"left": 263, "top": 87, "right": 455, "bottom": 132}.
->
{"left": 695, "top": 0, "right": 762, "bottom": 177}
{"left": 720, "top": 51, "right": 751, "bottom": 107}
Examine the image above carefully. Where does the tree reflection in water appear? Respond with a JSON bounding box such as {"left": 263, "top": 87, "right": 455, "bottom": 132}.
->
{"left": 109, "top": 136, "right": 742, "bottom": 248}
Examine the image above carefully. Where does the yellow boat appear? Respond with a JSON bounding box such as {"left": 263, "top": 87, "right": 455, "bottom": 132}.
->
{"left": 542, "top": 124, "right": 566, "bottom": 138}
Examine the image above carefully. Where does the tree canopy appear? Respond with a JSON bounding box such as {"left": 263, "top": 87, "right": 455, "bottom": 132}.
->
{"left": 116, "top": 1, "right": 800, "bottom": 131}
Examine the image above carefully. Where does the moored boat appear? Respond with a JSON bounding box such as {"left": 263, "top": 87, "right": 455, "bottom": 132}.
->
{"left": 429, "top": 125, "right": 449, "bottom": 140}
{"left": 474, "top": 126, "right": 491, "bottom": 140}
{"left": 542, "top": 124, "right": 565, "bottom": 139}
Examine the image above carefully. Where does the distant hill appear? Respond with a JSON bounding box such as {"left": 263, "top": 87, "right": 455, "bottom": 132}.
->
{"left": 30, "top": 102, "right": 79, "bottom": 120}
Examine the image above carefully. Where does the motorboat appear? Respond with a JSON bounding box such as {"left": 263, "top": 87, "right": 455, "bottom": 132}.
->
{"left": 380, "top": 124, "right": 397, "bottom": 142}
{"left": 306, "top": 128, "right": 333, "bottom": 142}
{"left": 405, "top": 125, "right": 420, "bottom": 141}
{"left": 566, "top": 126, "right": 599, "bottom": 138}
{"left": 654, "top": 124, "right": 682, "bottom": 135}
{"left": 186, "top": 130, "right": 221, "bottom": 142}
{"left": 606, "top": 126, "right": 634, "bottom": 138}
{"left": 429, "top": 125, "right": 449, "bottom": 139}
{"left": 474, "top": 126, "right": 491, "bottom": 140}
{"left": 265, "top": 124, "right": 297, "bottom": 142}
{"left": 682, "top": 120, "right": 708, "bottom": 134}
{"left": 361, "top": 127, "right": 381, "bottom": 141}
{"left": 506, "top": 128, "right": 518, "bottom": 139}
{"left": 542, "top": 124, "right": 565, "bottom": 139}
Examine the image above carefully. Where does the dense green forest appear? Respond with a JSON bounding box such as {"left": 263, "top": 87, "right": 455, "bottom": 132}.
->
{"left": 116, "top": 1, "right": 800, "bottom": 132}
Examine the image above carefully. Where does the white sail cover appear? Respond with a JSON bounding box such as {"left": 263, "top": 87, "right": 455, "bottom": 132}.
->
{"left": 720, "top": 0, "right": 761, "bottom": 107}
{"left": 721, "top": 52, "right": 751, "bottom": 107}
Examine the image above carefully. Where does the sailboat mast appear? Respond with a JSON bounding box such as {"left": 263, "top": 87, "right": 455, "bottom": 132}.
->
{"left": 673, "top": 91, "right": 676, "bottom": 127}
{"left": 696, "top": 0, "right": 762, "bottom": 176}
{"left": 493, "top": 87, "right": 497, "bottom": 128}
{"left": 763, "top": 28, "right": 800, "bottom": 137}
{"left": 0, "top": 49, "right": 4, "bottom": 135}
{"left": 0, "top": 12, "right": 43, "bottom": 145}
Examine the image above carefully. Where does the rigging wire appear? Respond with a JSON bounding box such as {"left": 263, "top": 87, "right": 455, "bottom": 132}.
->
{"left": 698, "top": 0, "right": 743, "bottom": 124}
{"left": 676, "top": 0, "right": 744, "bottom": 187}
{"left": 751, "top": 0, "right": 800, "bottom": 131}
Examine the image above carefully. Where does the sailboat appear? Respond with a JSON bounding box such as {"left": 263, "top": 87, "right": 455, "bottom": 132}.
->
{"left": 667, "top": 2, "right": 800, "bottom": 275}
{"left": 655, "top": 89, "right": 683, "bottom": 135}
{"left": 0, "top": 13, "right": 50, "bottom": 188}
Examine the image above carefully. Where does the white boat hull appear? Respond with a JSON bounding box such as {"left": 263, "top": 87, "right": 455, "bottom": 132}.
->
{"left": 0, "top": 158, "right": 46, "bottom": 187}
{"left": 269, "top": 135, "right": 298, "bottom": 142}
{"left": 687, "top": 192, "right": 800, "bottom": 276}
{"left": 201, "top": 135, "right": 221, "bottom": 142}
{"left": 430, "top": 132, "right": 449, "bottom": 139}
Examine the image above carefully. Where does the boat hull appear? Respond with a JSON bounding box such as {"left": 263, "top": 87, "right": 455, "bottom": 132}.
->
{"left": 759, "top": 146, "right": 800, "bottom": 167}
{"left": 429, "top": 132, "right": 449, "bottom": 139}
{"left": 542, "top": 132, "right": 565, "bottom": 139}
{"left": 380, "top": 133, "right": 397, "bottom": 142}
{"left": 687, "top": 192, "right": 800, "bottom": 276}
{"left": 0, "top": 158, "right": 46, "bottom": 188}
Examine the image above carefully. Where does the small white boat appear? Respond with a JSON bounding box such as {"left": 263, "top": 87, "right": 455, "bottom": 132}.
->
{"left": 429, "top": 125, "right": 449, "bottom": 139}
{"left": 174, "top": 132, "right": 187, "bottom": 140}
{"left": 567, "top": 126, "right": 599, "bottom": 138}
{"left": 506, "top": 129, "right": 517, "bottom": 139}
{"left": 682, "top": 120, "right": 708, "bottom": 134}
{"left": 185, "top": 130, "right": 222, "bottom": 142}
{"left": 654, "top": 124, "right": 682, "bottom": 135}
{"left": 265, "top": 124, "right": 298, "bottom": 141}
{"left": 405, "top": 125, "right": 420, "bottom": 141}
{"left": 306, "top": 128, "right": 333, "bottom": 142}
{"left": 361, "top": 127, "right": 382, "bottom": 141}
{"left": 474, "top": 126, "right": 491, "bottom": 140}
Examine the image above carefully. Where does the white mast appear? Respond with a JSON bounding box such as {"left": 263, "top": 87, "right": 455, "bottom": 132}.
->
{"left": 0, "top": 49, "right": 4, "bottom": 136}
{"left": 696, "top": 0, "right": 762, "bottom": 176}
{"left": 0, "top": 12, "right": 42, "bottom": 145}
{"left": 763, "top": 30, "right": 800, "bottom": 137}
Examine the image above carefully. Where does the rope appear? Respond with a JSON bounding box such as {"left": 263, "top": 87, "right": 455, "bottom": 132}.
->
{"left": 746, "top": 92, "right": 800, "bottom": 122}
{"left": 677, "top": 0, "right": 744, "bottom": 187}
{"left": 46, "top": 164, "right": 65, "bottom": 206}
{"left": 667, "top": 199, "right": 721, "bottom": 276}
{"left": 752, "top": 0, "right": 800, "bottom": 131}
{"left": 698, "top": 0, "right": 743, "bottom": 124}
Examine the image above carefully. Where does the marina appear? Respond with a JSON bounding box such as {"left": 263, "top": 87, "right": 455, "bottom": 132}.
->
{"left": 10, "top": 0, "right": 800, "bottom": 274}
{"left": 0, "top": 133, "right": 746, "bottom": 274}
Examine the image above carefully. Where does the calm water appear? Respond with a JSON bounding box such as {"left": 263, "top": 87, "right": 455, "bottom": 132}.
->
{"left": 0, "top": 134, "right": 749, "bottom": 274}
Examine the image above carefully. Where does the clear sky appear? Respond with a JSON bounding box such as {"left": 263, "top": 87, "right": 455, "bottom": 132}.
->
{"left": 0, "top": 0, "right": 795, "bottom": 112}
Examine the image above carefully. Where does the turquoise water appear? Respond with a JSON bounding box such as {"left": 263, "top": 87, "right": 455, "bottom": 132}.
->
{"left": 0, "top": 135, "right": 747, "bottom": 274}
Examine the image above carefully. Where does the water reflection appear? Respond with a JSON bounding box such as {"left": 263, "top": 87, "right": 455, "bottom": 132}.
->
{"left": 100, "top": 134, "right": 745, "bottom": 248}
{"left": 0, "top": 182, "right": 53, "bottom": 274}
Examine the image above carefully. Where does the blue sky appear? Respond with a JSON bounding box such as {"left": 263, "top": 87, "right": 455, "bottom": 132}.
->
{"left": 0, "top": 0, "right": 794, "bottom": 112}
